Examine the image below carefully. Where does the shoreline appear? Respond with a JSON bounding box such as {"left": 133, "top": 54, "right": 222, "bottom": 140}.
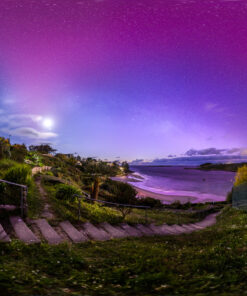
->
{"left": 112, "top": 174, "right": 199, "bottom": 204}
{"left": 132, "top": 185, "right": 197, "bottom": 204}
{"left": 112, "top": 173, "right": 226, "bottom": 204}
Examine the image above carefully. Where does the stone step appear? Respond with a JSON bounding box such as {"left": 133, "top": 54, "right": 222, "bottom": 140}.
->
{"left": 180, "top": 224, "right": 197, "bottom": 233}
{"left": 0, "top": 205, "right": 18, "bottom": 211}
{"left": 0, "top": 223, "right": 11, "bottom": 242}
{"left": 136, "top": 224, "right": 154, "bottom": 236}
{"left": 35, "top": 219, "right": 63, "bottom": 245}
{"left": 158, "top": 224, "right": 182, "bottom": 235}
{"left": 10, "top": 216, "right": 40, "bottom": 244}
{"left": 59, "top": 221, "right": 88, "bottom": 243}
{"left": 169, "top": 224, "right": 189, "bottom": 234}
{"left": 148, "top": 224, "right": 164, "bottom": 235}
{"left": 194, "top": 213, "right": 218, "bottom": 228}
{"left": 100, "top": 222, "right": 129, "bottom": 239}
{"left": 120, "top": 223, "right": 143, "bottom": 237}
{"left": 80, "top": 222, "right": 111, "bottom": 241}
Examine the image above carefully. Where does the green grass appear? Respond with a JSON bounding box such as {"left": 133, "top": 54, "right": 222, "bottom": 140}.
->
{"left": 27, "top": 179, "right": 44, "bottom": 219}
{"left": 43, "top": 181, "right": 202, "bottom": 225}
{"left": 1, "top": 207, "right": 247, "bottom": 295}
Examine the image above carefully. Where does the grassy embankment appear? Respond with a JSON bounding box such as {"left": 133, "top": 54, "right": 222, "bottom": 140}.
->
{"left": 1, "top": 207, "right": 247, "bottom": 295}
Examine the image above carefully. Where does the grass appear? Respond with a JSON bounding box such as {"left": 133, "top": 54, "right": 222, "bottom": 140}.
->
{"left": 1, "top": 207, "right": 247, "bottom": 295}
{"left": 43, "top": 181, "right": 203, "bottom": 225}
{"left": 27, "top": 179, "right": 44, "bottom": 219}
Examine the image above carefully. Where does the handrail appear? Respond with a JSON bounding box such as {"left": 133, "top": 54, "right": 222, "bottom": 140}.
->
{"left": 0, "top": 179, "right": 27, "bottom": 188}
{"left": 73, "top": 193, "right": 151, "bottom": 209}
{"left": 73, "top": 193, "right": 151, "bottom": 222}
{"left": 0, "top": 179, "right": 28, "bottom": 218}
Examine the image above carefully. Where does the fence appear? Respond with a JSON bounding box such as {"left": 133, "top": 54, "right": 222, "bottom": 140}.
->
{"left": 0, "top": 179, "right": 28, "bottom": 217}
{"left": 73, "top": 193, "right": 151, "bottom": 222}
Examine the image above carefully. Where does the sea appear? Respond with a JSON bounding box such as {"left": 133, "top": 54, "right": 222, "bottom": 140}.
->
{"left": 127, "top": 166, "right": 236, "bottom": 203}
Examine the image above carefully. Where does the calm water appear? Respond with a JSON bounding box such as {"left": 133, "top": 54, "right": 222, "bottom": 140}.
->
{"left": 129, "top": 166, "right": 235, "bottom": 203}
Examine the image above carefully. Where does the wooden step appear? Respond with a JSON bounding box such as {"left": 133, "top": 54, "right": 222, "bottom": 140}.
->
{"left": 10, "top": 216, "right": 40, "bottom": 244}
{"left": 120, "top": 223, "right": 143, "bottom": 237}
{"left": 80, "top": 222, "right": 111, "bottom": 241}
{"left": 0, "top": 223, "right": 11, "bottom": 242}
{"left": 100, "top": 222, "right": 128, "bottom": 239}
{"left": 35, "top": 219, "right": 63, "bottom": 245}
{"left": 59, "top": 221, "right": 88, "bottom": 243}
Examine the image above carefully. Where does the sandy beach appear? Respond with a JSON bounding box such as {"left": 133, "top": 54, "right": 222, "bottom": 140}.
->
{"left": 112, "top": 175, "right": 198, "bottom": 204}
{"left": 132, "top": 185, "right": 197, "bottom": 204}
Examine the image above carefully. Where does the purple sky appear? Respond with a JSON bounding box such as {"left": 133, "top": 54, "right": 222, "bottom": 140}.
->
{"left": 0, "top": 0, "right": 247, "bottom": 161}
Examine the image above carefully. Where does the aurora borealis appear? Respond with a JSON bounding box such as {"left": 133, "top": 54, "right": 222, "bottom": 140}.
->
{"left": 0, "top": 0, "right": 247, "bottom": 161}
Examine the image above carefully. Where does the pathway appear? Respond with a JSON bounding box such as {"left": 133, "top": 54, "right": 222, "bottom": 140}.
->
{"left": 35, "top": 176, "right": 56, "bottom": 220}
{"left": 0, "top": 212, "right": 219, "bottom": 244}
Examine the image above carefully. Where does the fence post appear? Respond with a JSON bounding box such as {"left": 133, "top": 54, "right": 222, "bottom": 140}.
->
{"left": 78, "top": 196, "right": 81, "bottom": 221}
{"left": 23, "top": 186, "right": 28, "bottom": 217}
{"left": 145, "top": 208, "right": 148, "bottom": 223}
{"left": 20, "top": 187, "right": 24, "bottom": 218}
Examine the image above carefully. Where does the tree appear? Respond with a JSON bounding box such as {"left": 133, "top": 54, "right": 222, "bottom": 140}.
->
{"left": 11, "top": 144, "right": 28, "bottom": 162}
{"left": 91, "top": 176, "right": 100, "bottom": 200}
{"left": 121, "top": 161, "right": 130, "bottom": 173}
{"left": 235, "top": 165, "right": 247, "bottom": 187}
{"left": 0, "top": 137, "right": 11, "bottom": 159}
{"left": 105, "top": 180, "right": 137, "bottom": 219}
{"left": 29, "top": 144, "right": 57, "bottom": 154}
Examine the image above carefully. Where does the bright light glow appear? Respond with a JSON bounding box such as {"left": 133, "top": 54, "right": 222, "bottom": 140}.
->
{"left": 42, "top": 118, "right": 53, "bottom": 129}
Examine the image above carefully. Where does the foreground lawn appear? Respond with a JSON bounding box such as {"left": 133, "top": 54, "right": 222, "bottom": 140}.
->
{"left": 1, "top": 207, "right": 247, "bottom": 295}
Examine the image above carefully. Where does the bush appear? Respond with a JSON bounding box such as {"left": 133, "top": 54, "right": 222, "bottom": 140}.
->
{"left": 3, "top": 164, "right": 32, "bottom": 186}
{"left": 226, "top": 189, "right": 233, "bottom": 204}
{"left": 0, "top": 159, "right": 18, "bottom": 173}
{"left": 55, "top": 184, "right": 81, "bottom": 202}
{"left": 235, "top": 165, "right": 247, "bottom": 186}
{"left": 137, "top": 196, "right": 163, "bottom": 208}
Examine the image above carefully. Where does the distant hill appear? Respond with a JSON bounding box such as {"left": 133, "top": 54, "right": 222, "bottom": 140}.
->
{"left": 198, "top": 162, "right": 247, "bottom": 172}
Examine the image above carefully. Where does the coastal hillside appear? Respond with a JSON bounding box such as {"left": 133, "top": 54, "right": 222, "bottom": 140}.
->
{"left": 1, "top": 140, "right": 247, "bottom": 294}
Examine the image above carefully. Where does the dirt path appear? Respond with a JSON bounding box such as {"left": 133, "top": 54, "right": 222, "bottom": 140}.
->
{"left": 35, "top": 176, "right": 56, "bottom": 220}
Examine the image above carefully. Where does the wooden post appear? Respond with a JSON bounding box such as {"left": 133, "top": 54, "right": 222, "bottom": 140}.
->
{"left": 22, "top": 186, "right": 28, "bottom": 217}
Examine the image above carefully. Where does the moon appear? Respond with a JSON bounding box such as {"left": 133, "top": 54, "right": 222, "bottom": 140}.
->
{"left": 42, "top": 118, "right": 54, "bottom": 129}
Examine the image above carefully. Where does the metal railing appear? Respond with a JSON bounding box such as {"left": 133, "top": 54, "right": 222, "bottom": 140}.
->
{"left": 0, "top": 179, "right": 28, "bottom": 218}
{"left": 73, "top": 193, "right": 151, "bottom": 222}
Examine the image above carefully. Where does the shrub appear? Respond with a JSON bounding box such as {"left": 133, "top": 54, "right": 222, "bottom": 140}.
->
{"left": 137, "top": 196, "right": 163, "bottom": 208}
{"left": 234, "top": 165, "right": 247, "bottom": 187}
{"left": 3, "top": 164, "right": 32, "bottom": 186}
{"left": 10, "top": 144, "right": 28, "bottom": 162}
{"left": 226, "top": 189, "right": 233, "bottom": 204}
{"left": 0, "top": 159, "right": 18, "bottom": 172}
{"left": 55, "top": 184, "right": 81, "bottom": 202}
{"left": 42, "top": 175, "right": 65, "bottom": 185}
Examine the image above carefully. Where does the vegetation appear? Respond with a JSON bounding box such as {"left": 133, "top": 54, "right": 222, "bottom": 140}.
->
{"left": 1, "top": 208, "right": 247, "bottom": 295}
{"left": 55, "top": 184, "right": 81, "bottom": 202}
{"left": 3, "top": 164, "right": 32, "bottom": 186}
{"left": 29, "top": 144, "right": 57, "bottom": 154}
{"left": 199, "top": 162, "right": 247, "bottom": 172}
{"left": 10, "top": 144, "right": 28, "bottom": 163}
{"left": 234, "top": 165, "right": 247, "bottom": 186}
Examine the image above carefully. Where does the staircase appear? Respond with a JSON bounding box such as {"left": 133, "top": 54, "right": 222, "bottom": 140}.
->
{"left": 0, "top": 212, "right": 219, "bottom": 245}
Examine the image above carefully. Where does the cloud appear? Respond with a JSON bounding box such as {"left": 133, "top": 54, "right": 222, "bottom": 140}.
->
{"left": 0, "top": 112, "right": 58, "bottom": 141}
{"left": 130, "top": 147, "right": 247, "bottom": 166}
{"left": 185, "top": 148, "right": 225, "bottom": 156}
{"left": 205, "top": 102, "right": 227, "bottom": 113}
{"left": 1, "top": 127, "right": 58, "bottom": 140}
